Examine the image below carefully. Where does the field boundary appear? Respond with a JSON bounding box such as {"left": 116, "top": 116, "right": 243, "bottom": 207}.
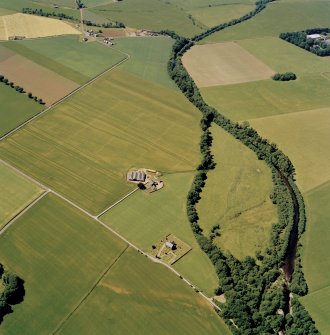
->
{"left": 52, "top": 244, "right": 129, "bottom": 334}
{"left": 0, "top": 190, "right": 49, "bottom": 236}
{"left": 0, "top": 48, "right": 130, "bottom": 142}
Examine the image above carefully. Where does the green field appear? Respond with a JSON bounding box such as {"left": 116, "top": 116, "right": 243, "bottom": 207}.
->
{"left": 0, "top": 193, "right": 128, "bottom": 334}
{"left": 90, "top": 0, "right": 204, "bottom": 37}
{"left": 101, "top": 173, "right": 219, "bottom": 295}
{"left": 188, "top": 4, "right": 255, "bottom": 28}
{"left": 0, "top": 69, "right": 201, "bottom": 214}
{"left": 250, "top": 107, "right": 330, "bottom": 193}
{"left": 196, "top": 126, "right": 276, "bottom": 259}
{"left": 0, "top": 84, "right": 43, "bottom": 137}
{"left": 57, "top": 247, "right": 231, "bottom": 335}
{"left": 3, "top": 36, "right": 125, "bottom": 84}
{"left": 201, "top": 74, "right": 330, "bottom": 121}
{"left": 113, "top": 37, "right": 177, "bottom": 89}
{"left": 300, "top": 181, "right": 330, "bottom": 334}
{"left": 204, "top": 0, "right": 330, "bottom": 42}
{"left": 0, "top": 162, "right": 42, "bottom": 228}
{"left": 168, "top": 0, "right": 255, "bottom": 11}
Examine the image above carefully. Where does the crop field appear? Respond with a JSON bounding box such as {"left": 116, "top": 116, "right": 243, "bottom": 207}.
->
{"left": 3, "top": 35, "right": 125, "bottom": 84}
{"left": 0, "top": 13, "right": 80, "bottom": 40}
{"left": 0, "top": 53, "right": 79, "bottom": 105}
{"left": 0, "top": 162, "right": 42, "bottom": 228}
{"left": 113, "top": 37, "right": 177, "bottom": 89}
{"left": 188, "top": 4, "right": 255, "bottom": 28}
{"left": 250, "top": 107, "right": 330, "bottom": 193}
{"left": 101, "top": 173, "right": 219, "bottom": 295}
{"left": 0, "top": 193, "right": 128, "bottom": 334}
{"left": 201, "top": 74, "right": 330, "bottom": 121}
{"left": 0, "top": 84, "right": 43, "bottom": 136}
{"left": 90, "top": 0, "right": 203, "bottom": 37}
{"left": 300, "top": 181, "right": 330, "bottom": 334}
{"left": 204, "top": 0, "right": 330, "bottom": 43}
{"left": 171, "top": 0, "right": 255, "bottom": 10}
{"left": 196, "top": 126, "right": 276, "bottom": 259}
{"left": 57, "top": 247, "right": 230, "bottom": 335}
{"left": 183, "top": 42, "right": 274, "bottom": 87}
{"left": 0, "top": 69, "right": 201, "bottom": 214}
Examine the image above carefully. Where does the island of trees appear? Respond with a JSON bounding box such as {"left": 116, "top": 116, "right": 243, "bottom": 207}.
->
{"left": 272, "top": 72, "right": 297, "bottom": 81}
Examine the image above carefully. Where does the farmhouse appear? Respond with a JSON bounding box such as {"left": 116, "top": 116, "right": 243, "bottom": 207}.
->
{"left": 165, "top": 241, "right": 176, "bottom": 250}
{"left": 307, "top": 34, "right": 321, "bottom": 39}
{"left": 128, "top": 170, "right": 146, "bottom": 182}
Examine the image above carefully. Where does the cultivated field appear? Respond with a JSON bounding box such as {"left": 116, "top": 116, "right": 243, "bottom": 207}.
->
{"left": 0, "top": 193, "right": 128, "bottom": 334}
{"left": 0, "top": 84, "right": 43, "bottom": 136}
{"left": 183, "top": 42, "right": 274, "bottom": 87}
{"left": 196, "top": 126, "right": 276, "bottom": 259}
{"left": 204, "top": 0, "right": 330, "bottom": 42}
{"left": 250, "top": 107, "right": 330, "bottom": 193}
{"left": 90, "top": 0, "right": 203, "bottom": 37}
{"left": 101, "top": 173, "right": 219, "bottom": 295}
{"left": 0, "top": 70, "right": 201, "bottom": 214}
{"left": 188, "top": 4, "right": 255, "bottom": 28}
{"left": 0, "top": 13, "right": 80, "bottom": 40}
{"left": 4, "top": 35, "right": 126, "bottom": 84}
{"left": 300, "top": 181, "right": 330, "bottom": 334}
{"left": 0, "top": 162, "right": 42, "bottom": 228}
{"left": 113, "top": 37, "right": 177, "bottom": 89}
{"left": 57, "top": 247, "right": 231, "bottom": 335}
{"left": 201, "top": 74, "right": 330, "bottom": 121}
{"left": 0, "top": 53, "right": 79, "bottom": 105}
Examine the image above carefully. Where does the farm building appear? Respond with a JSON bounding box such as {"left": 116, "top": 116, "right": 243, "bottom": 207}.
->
{"left": 128, "top": 170, "right": 146, "bottom": 182}
{"left": 307, "top": 34, "right": 321, "bottom": 39}
{"left": 165, "top": 241, "right": 176, "bottom": 250}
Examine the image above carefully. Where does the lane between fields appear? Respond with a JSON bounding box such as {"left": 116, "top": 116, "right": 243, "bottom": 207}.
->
{"left": 0, "top": 158, "right": 221, "bottom": 313}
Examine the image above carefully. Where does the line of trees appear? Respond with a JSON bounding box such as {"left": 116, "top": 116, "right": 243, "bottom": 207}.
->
{"left": 21, "top": 8, "right": 125, "bottom": 28}
{"left": 0, "top": 75, "right": 45, "bottom": 105}
{"left": 280, "top": 29, "right": 330, "bottom": 57}
{"left": 272, "top": 72, "right": 296, "bottom": 81}
{"left": 161, "top": 0, "right": 318, "bottom": 333}
{"left": 0, "top": 264, "right": 25, "bottom": 323}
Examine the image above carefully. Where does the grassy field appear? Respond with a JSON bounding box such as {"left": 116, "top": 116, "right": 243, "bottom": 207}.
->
{"left": 0, "top": 162, "right": 42, "bottom": 228}
{"left": 250, "top": 107, "right": 330, "bottom": 193}
{"left": 201, "top": 74, "right": 330, "bottom": 121}
{"left": 3, "top": 35, "right": 125, "bottom": 84}
{"left": 0, "top": 84, "right": 43, "bottom": 136}
{"left": 300, "top": 181, "right": 330, "bottom": 334}
{"left": 188, "top": 4, "right": 255, "bottom": 28}
{"left": 204, "top": 0, "right": 330, "bottom": 42}
{"left": 113, "top": 37, "right": 177, "bottom": 89}
{"left": 171, "top": 0, "right": 255, "bottom": 10}
{"left": 0, "top": 193, "right": 128, "bottom": 334}
{"left": 197, "top": 126, "right": 276, "bottom": 259}
{"left": 0, "top": 13, "right": 80, "bottom": 40}
{"left": 101, "top": 173, "right": 219, "bottom": 295}
{"left": 57, "top": 247, "right": 231, "bottom": 335}
{"left": 90, "top": 0, "right": 203, "bottom": 37}
{"left": 183, "top": 42, "right": 274, "bottom": 87}
{"left": 0, "top": 69, "right": 201, "bottom": 214}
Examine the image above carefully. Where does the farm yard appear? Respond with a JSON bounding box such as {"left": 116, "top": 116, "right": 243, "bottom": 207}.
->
{"left": 0, "top": 161, "right": 42, "bottom": 228}
{"left": 182, "top": 42, "right": 274, "bottom": 87}
{"left": 196, "top": 126, "right": 276, "bottom": 259}
{"left": 101, "top": 173, "right": 219, "bottom": 296}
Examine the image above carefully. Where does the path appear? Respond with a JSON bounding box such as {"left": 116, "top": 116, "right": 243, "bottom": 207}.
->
{"left": 0, "top": 159, "right": 221, "bottom": 313}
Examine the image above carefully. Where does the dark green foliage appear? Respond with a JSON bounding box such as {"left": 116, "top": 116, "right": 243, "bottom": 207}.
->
{"left": 280, "top": 29, "right": 330, "bottom": 57}
{"left": 272, "top": 72, "right": 297, "bottom": 81}
{"left": 0, "top": 265, "right": 25, "bottom": 323}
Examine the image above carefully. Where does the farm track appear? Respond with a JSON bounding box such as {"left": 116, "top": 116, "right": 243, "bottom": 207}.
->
{"left": 0, "top": 157, "right": 222, "bottom": 314}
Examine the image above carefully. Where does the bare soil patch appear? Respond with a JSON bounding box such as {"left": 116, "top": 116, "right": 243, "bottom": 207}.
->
{"left": 0, "top": 54, "right": 79, "bottom": 105}
{"left": 182, "top": 42, "right": 275, "bottom": 87}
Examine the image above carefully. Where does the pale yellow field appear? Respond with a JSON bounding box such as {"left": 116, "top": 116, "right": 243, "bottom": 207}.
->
{"left": 250, "top": 107, "right": 330, "bottom": 193}
{"left": 0, "top": 54, "right": 79, "bottom": 105}
{"left": 182, "top": 42, "right": 274, "bottom": 87}
{"left": 0, "top": 13, "right": 80, "bottom": 40}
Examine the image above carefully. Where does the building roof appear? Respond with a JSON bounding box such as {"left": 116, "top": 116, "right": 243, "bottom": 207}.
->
{"left": 128, "top": 170, "right": 146, "bottom": 182}
{"left": 307, "top": 34, "right": 321, "bottom": 39}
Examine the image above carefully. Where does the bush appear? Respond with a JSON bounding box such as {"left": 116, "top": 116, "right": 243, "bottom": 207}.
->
{"left": 272, "top": 72, "right": 297, "bottom": 81}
